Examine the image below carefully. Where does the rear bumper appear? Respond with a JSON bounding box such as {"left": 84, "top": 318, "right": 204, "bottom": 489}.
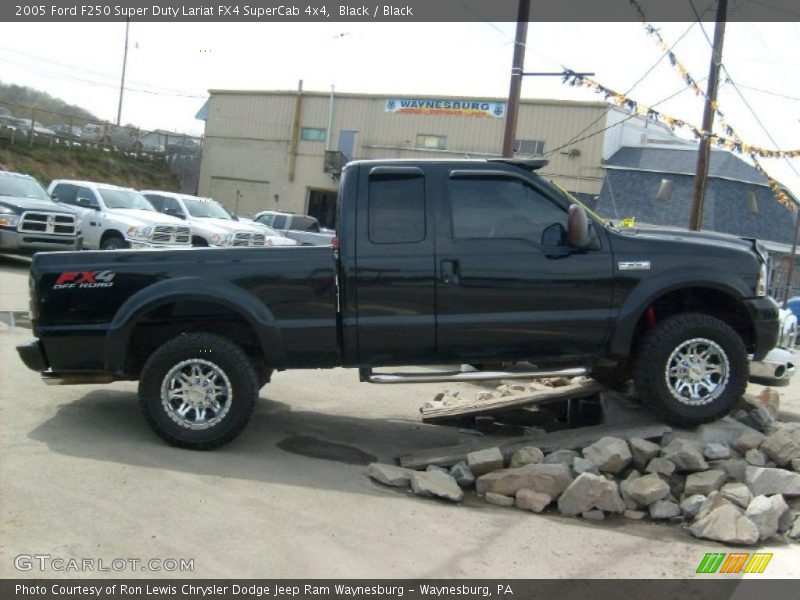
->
{"left": 745, "top": 296, "right": 780, "bottom": 360}
{"left": 749, "top": 346, "right": 796, "bottom": 386}
{"left": 16, "top": 339, "right": 48, "bottom": 372}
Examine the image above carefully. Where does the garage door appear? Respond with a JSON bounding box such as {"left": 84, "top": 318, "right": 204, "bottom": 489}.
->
{"left": 209, "top": 177, "right": 270, "bottom": 217}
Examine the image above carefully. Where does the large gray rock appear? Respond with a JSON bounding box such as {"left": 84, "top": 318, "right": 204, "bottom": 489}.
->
{"left": 684, "top": 470, "right": 727, "bottom": 496}
{"left": 449, "top": 461, "right": 475, "bottom": 488}
{"left": 792, "top": 458, "right": 800, "bottom": 473}
{"left": 582, "top": 509, "right": 605, "bottom": 521}
{"left": 790, "top": 515, "right": 800, "bottom": 540}
{"left": 411, "top": 470, "right": 463, "bottom": 502}
{"left": 543, "top": 449, "right": 579, "bottom": 466}
{"left": 572, "top": 456, "right": 599, "bottom": 475}
{"left": 778, "top": 507, "right": 796, "bottom": 533}
{"left": 630, "top": 437, "right": 661, "bottom": 470}
{"left": 476, "top": 463, "right": 573, "bottom": 498}
{"left": 745, "top": 494, "right": 789, "bottom": 541}
{"left": 720, "top": 482, "right": 753, "bottom": 509}
{"left": 745, "top": 466, "right": 800, "bottom": 496}
{"left": 680, "top": 494, "right": 706, "bottom": 519}
{"left": 367, "top": 463, "right": 413, "bottom": 487}
{"left": 515, "top": 489, "right": 551, "bottom": 513}
{"left": 742, "top": 388, "right": 780, "bottom": 419}
{"left": 485, "top": 492, "right": 515, "bottom": 507}
{"left": 745, "top": 449, "right": 767, "bottom": 467}
{"left": 760, "top": 423, "right": 800, "bottom": 467}
{"left": 732, "top": 430, "right": 765, "bottom": 454}
{"left": 622, "top": 473, "right": 670, "bottom": 506}
{"left": 582, "top": 436, "right": 632, "bottom": 474}
{"left": 557, "top": 473, "right": 625, "bottom": 516}
{"left": 467, "top": 447, "right": 505, "bottom": 477}
{"left": 509, "top": 446, "right": 544, "bottom": 468}
{"left": 697, "top": 418, "right": 764, "bottom": 446}
{"left": 690, "top": 504, "right": 760, "bottom": 545}
{"left": 696, "top": 491, "right": 735, "bottom": 522}
{"left": 645, "top": 457, "right": 676, "bottom": 478}
{"left": 703, "top": 443, "right": 731, "bottom": 461}
{"left": 649, "top": 500, "right": 681, "bottom": 520}
{"left": 661, "top": 438, "right": 709, "bottom": 472}
{"left": 750, "top": 407, "right": 776, "bottom": 433}
{"left": 624, "top": 509, "right": 647, "bottom": 520}
{"left": 715, "top": 459, "right": 748, "bottom": 483}
{"left": 619, "top": 470, "right": 641, "bottom": 510}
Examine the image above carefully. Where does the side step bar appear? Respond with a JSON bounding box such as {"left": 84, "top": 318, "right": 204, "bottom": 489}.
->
{"left": 42, "top": 371, "right": 117, "bottom": 385}
{"left": 360, "top": 366, "right": 587, "bottom": 384}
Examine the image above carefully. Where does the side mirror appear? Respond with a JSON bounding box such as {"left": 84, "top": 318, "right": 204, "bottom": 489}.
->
{"left": 50, "top": 192, "right": 59, "bottom": 201}
{"left": 76, "top": 196, "right": 99, "bottom": 210}
{"left": 567, "top": 204, "right": 591, "bottom": 249}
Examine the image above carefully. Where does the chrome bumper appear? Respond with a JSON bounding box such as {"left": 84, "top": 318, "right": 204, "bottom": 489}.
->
{"left": 749, "top": 347, "right": 797, "bottom": 384}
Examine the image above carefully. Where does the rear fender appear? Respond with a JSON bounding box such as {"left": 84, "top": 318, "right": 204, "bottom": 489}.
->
{"left": 104, "top": 277, "right": 286, "bottom": 374}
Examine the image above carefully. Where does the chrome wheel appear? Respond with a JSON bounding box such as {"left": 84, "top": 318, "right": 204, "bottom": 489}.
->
{"left": 160, "top": 359, "right": 233, "bottom": 430}
{"left": 665, "top": 337, "right": 729, "bottom": 406}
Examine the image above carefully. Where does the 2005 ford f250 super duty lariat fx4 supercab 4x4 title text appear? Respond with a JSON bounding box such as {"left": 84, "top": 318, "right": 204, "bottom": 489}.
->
{"left": 17, "top": 158, "right": 780, "bottom": 449}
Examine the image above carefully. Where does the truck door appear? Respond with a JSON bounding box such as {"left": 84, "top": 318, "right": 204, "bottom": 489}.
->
{"left": 354, "top": 165, "right": 436, "bottom": 364}
{"left": 434, "top": 168, "right": 614, "bottom": 364}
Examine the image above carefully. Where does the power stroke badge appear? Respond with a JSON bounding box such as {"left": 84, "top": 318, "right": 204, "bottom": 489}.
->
{"left": 53, "top": 271, "right": 115, "bottom": 290}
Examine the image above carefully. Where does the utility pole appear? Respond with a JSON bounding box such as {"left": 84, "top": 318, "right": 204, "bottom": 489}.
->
{"left": 501, "top": 0, "right": 530, "bottom": 158}
{"left": 116, "top": 18, "right": 130, "bottom": 126}
{"left": 689, "top": 0, "right": 728, "bottom": 231}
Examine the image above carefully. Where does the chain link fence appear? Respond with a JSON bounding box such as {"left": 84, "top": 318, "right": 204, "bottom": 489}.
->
{"left": 0, "top": 100, "right": 202, "bottom": 193}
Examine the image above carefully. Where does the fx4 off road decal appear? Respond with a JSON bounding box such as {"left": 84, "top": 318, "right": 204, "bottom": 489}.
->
{"left": 53, "top": 271, "right": 116, "bottom": 290}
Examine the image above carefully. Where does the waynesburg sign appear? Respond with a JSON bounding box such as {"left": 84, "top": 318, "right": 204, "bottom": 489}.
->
{"left": 385, "top": 98, "right": 506, "bottom": 118}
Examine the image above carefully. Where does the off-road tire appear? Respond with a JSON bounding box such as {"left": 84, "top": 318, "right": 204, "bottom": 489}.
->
{"left": 589, "top": 366, "right": 630, "bottom": 392}
{"left": 138, "top": 332, "right": 258, "bottom": 449}
{"left": 633, "top": 313, "right": 747, "bottom": 426}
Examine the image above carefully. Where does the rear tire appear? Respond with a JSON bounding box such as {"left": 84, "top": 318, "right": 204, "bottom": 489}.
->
{"left": 633, "top": 313, "right": 747, "bottom": 426}
{"left": 138, "top": 332, "right": 258, "bottom": 449}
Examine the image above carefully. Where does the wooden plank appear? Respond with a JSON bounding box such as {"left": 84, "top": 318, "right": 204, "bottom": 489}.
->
{"left": 399, "top": 421, "right": 671, "bottom": 470}
{"left": 420, "top": 380, "right": 604, "bottom": 423}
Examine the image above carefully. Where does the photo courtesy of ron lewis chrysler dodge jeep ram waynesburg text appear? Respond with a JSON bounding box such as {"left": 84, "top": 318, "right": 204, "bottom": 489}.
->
{"left": 17, "top": 158, "right": 780, "bottom": 450}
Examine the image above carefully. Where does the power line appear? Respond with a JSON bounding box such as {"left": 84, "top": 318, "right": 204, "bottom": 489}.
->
{"left": 545, "top": 21, "right": 697, "bottom": 156}
{"left": 731, "top": 82, "right": 800, "bottom": 102}
{"left": 688, "top": 0, "right": 800, "bottom": 180}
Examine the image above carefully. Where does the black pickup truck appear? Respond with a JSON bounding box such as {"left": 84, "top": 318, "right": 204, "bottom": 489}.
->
{"left": 17, "top": 158, "right": 779, "bottom": 449}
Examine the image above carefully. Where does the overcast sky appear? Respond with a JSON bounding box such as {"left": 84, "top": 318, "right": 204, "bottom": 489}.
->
{"left": 0, "top": 19, "right": 798, "bottom": 198}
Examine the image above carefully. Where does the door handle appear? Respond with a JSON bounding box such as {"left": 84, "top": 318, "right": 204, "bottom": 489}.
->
{"left": 440, "top": 259, "right": 460, "bottom": 285}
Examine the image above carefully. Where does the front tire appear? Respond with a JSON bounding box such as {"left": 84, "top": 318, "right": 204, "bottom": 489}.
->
{"left": 633, "top": 313, "right": 747, "bottom": 426}
{"left": 138, "top": 332, "right": 258, "bottom": 449}
{"left": 100, "top": 235, "right": 128, "bottom": 250}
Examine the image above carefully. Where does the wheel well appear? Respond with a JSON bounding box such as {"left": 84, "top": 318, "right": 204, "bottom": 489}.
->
{"left": 100, "top": 229, "right": 125, "bottom": 245}
{"left": 192, "top": 236, "right": 209, "bottom": 247}
{"left": 126, "top": 300, "right": 265, "bottom": 377}
{"left": 631, "top": 287, "right": 755, "bottom": 354}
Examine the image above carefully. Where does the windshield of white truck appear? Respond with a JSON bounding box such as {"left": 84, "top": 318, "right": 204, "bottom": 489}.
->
{"left": 183, "top": 198, "right": 231, "bottom": 219}
{"left": 0, "top": 176, "right": 50, "bottom": 201}
{"left": 99, "top": 189, "right": 156, "bottom": 211}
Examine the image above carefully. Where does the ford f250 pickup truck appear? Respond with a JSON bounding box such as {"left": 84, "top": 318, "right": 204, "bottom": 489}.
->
{"left": 17, "top": 158, "right": 780, "bottom": 449}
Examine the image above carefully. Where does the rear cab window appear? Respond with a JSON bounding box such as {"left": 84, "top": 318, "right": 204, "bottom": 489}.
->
{"left": 368, "top": 169, "right": 425, "bottom": 244}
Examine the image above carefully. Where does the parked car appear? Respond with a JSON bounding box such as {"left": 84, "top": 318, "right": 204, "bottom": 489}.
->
{"left": 141, "top": 190, "right": 296, "bottom": 247}
{"left": 0, "top": 171, "right": 82, "bottom": 253}
{"left": 252, "top": 210, "right": 334, "bottom": 246}
{"left": 18, "top": 158, "right": 780, "bottom": 449}
{"left": 47, "top": 180, "right": 192, "bottom": 250}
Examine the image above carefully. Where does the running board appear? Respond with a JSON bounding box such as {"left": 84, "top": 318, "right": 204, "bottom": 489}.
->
{"left": 41, "top": 371, "right": 117, "bottom": 385}
{"left": 360, "top": 366, "right": 587, "bottom": 384}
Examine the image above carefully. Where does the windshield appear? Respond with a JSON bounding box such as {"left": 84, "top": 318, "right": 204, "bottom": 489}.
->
{"left": 99, "top": 189, "right": 155, "bottom": 211}
{"left": 183, "top": 197, "right": 231, "bottom": 219}
{"left": 289, "top": 215, "right": 320, "bottom": 232}
{"left": 0, "top": 176, "right": 50, "bottom": 201}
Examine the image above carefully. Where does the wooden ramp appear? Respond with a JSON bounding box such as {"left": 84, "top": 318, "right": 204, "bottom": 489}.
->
{"left": 420, "top": 379, "right": 604, "bottom": 423}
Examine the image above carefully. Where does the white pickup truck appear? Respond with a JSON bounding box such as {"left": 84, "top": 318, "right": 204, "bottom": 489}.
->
{"left": 252, "top": 210, "right": 334, "bottom": 246}
{"left": 48, "top": 180, "right": 192, "bottom": 250}
{"left": 141, "top": 191, "right": 297, "bottom": 247}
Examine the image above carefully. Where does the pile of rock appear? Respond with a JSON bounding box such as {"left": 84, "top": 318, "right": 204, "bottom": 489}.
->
{"left": 368, "top": 388, "right": 800, "bottom": 545}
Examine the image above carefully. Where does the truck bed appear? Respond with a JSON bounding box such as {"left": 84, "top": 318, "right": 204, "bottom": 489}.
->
{"left": 30, "top": 245, "right": 339, "bottom": 374}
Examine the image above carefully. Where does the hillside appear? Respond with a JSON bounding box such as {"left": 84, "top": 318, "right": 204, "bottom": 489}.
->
{"left": 0, "top": 81, "right": 97, "bottom": 126}
{"left": 0, "top": 142, "right": 181, "bottom": 191}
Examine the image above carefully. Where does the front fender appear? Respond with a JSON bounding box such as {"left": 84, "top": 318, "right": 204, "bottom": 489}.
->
{"left": 104, "top": 276, "right": 286, "bottom": 373}
{"left": 608, "top": 269, "right": 752, "bottom": 359}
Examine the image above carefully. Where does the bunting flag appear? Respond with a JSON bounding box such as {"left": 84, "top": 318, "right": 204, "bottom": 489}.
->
{"left": 628, "top": 0, "right": 797, "bottom": 210}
